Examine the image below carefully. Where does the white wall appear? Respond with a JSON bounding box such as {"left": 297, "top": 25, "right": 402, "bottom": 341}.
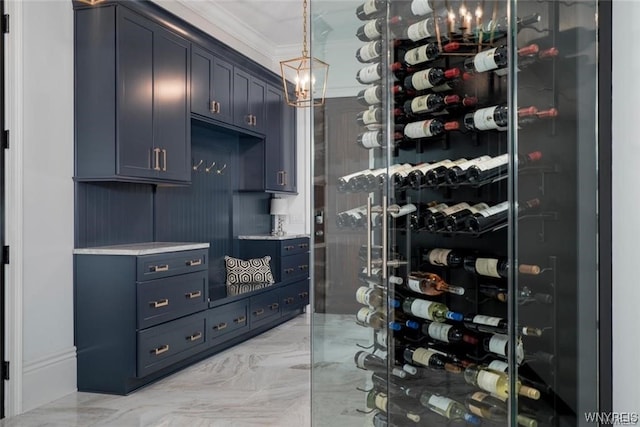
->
{"left": 611, "top": 0, "right": 640, "bottom": 414}
{"left": 6, "top": 0, "right": 76, "bottom": 414}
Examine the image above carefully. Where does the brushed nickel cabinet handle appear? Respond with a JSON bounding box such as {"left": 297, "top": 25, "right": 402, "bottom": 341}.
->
{"left": 299, "top": 292, "right": 309, "bottom": 299}
{"left": 252, "top": 115, "right": 257, "bottom": 126}
{"left": 216, "top": 102, "right": 221, "bottom": 113}
{"left": 153, "top": 148, "right": 161, "bottom": 171}
{"left": 151, "top": 264, "right": 169, "bottom": 272}
{"left": 185, "top": 291, "right": 201, "bottom": 299}
{"left": 285, "top": 297, "right": 295, "bottom": 304}
{"left": 299, "top": 243, "right": 308, "bottom": 249}
{"left": 151, "top": 344, "right": 169, "bottom": 355}
{"left": 254, "top": 308, "right": 264, "bottom": 316}
{"left": 210, "top": 100, "right": 216, "bottom": 113}
{"left": 284, "top": 245, "right": 295, "bottom": 251}
{"left": 186, "top": 259, "right": 202, "bottom": 266}
{"left": 187, "top": 332, "right": 203, "bottom": 341}
{"left": 246, "top": 115, "right": 252, "bottom": 125}
{"left": 298, "top": 264, "right": 309, "bottom": 270}
{"left": 150, "top": 298, "right": 169, "bottom": 308}
{"left": 283, "top": 171, "right": 287, "bottom": 186}
{"left": 161, "top": 149, "right": 167, "bottom": 171}
{"left": 234, "top": 315, "right": 246, "bottom": 323}
{"left": 213, "top": 322, "right": 228, "bottom": 331}
{"left": 270, "top": 303, "right": 279, "bottom": 310}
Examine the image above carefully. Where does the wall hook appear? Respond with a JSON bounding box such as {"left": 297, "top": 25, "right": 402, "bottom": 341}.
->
{"left": 205, "top": 161, "right": 216, "bottom": 173}
{"left": 192, "top": 159, "right": 203, "bottom": 171}
{"left": 216, "top": 163, "right": 227, "bottom": 175}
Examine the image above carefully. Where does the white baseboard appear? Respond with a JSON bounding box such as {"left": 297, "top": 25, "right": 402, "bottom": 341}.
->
{"left": 22, "top": 348, "right": 77, "bottom": 413}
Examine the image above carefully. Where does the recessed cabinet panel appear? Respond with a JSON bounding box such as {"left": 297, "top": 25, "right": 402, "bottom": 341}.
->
{"left": 265, "top": 86, "right": 283, "bottom": 191}
{"left": 233, "top": 69, "right": 252, "bottom": 130}
{"left": 249, "top": 78, "right": 266, "bottom": 134}
{"left": 211, "top": 57, "right": 234, "bottom": 124}
{"left": 191, "top": 45, "right": 234, "bottom": 125}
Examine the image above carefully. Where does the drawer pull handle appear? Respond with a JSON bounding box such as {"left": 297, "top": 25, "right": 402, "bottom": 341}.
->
{"left": 213, "top": 322, "right": 228, "bottom": 331}
{"left": 298, "top": 264, "right": 309, "bottom": 270}
{"left": 185, "top": 291, "right": 202, "bottom": 299}
{"left": 299, "top": 292, "right": 309, "bottom": 298}
{"left": 151, "top": 264, "right": 169, "bottom": 272}
{"left": 286, "top": 297, "right": 295, "bottom": 304}
{"left": 299, "top": 243, "right": 308, "bottom": 249}
{"left": 285, "top": 268, "right": 295, "bottom": 274}
{"left": 187, "top": 332, "right": 203, "bottom": 341}
{"left": 234, "top": 316, "right": 246, "bottom": 323}
{"left": 186, "top": 259, "right": 202, "bottom": 266}
{"left": 270, "top": 303, "right": 279, "bottom": 310}
{"left": 284, "top": 245, "right": 295, "bottom": 251}
{"left": 254, "top": 308, "right": 264, "bottom": 316}
{"left": 151, "top": 345, "right": 169, "bottom": 355}
{"left": 150, "top": 299, "right": 169, "bottom": 308}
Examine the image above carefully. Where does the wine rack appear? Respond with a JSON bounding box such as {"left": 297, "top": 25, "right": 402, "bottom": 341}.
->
{"left": 311, "top": 0, "right": 602, "bottom": 426}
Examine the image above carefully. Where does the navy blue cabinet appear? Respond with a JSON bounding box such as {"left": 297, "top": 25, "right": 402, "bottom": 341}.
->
{"left": 233, "top": 69, "right": 266, "bottom": 134}
{"left": 265, "top": 85, "right": 297, "bottom": 193}
{"left": 191, "top": 45, "right": 234, "bottom": 125}
{"left": 75, "top": 5, "right": 191, "bottom": 184}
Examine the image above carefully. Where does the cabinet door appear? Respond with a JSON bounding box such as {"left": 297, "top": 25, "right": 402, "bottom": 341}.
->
{"left": 191, "top": 46, "right": 233, "bottom": 125}
{"left": 153, "top": 26, "right": 190, "bottom": 182}
{"left": 281, "top": 103, "right": 297, "bottom": 192}
{"left": 265, "top": 85, "right": 283, "bottom": 191}
{"left": 211, "top": 56, "right": 234, "bottom": 124}
{"left": 249, "top": 78, "right": 266, "bottom": 134}
{"left": 117, "top": 9, "right": 156, "bottom": 179}
{"left": 233, "top": 69, "right": 252, "bottom": 130}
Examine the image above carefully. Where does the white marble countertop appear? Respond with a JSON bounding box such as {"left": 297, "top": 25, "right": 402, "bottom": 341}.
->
{"left": 73, "top": 242, "right": 210, "bottom": 255}
{"left": 237, "top": 234, "right": 310, "bottom": 240}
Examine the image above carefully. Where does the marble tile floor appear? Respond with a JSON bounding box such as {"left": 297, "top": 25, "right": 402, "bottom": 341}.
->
{"left": 0, "top": 312, "right": 376, "bottom": 427}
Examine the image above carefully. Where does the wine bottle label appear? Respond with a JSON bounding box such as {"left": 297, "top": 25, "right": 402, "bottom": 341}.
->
{"left": 471, "top": 391, "right": 491, "bottom": 401}
{"left": 407, "top": 277, "right": 422, "bottom": 293}
{"left": 417, "top": 159, "right": 452, "bottom": 173}
{"left": 359, "top": 41, "right": 380, "bottom": 62}
{"left": 474, "top": 153, "right": 508, "bottom": 171}
{"left": 473, "top": 314, "right": 502, "bottom": 327}
{"left": 408, "top": 18, "right": 435, "bottom": 41}
{"left": 363, "top": 86, "right": 381, "bottom": 104}
{"left": 360, "top": 131, "right": 382, "bottom": 148}
{"left": 410, "top": 69, "right": 436, "bottom": 90}
{"left": 468, "top": 404, "right": 485, "bottom": 418}
{"left": 409, "top": 94, "right": 436, "bottom": 114}
{"left": 374, "top": 393, "right": 388, "bottom": 411}
{"left": 428, "top": 395, "right": 453, "bottom": 412}
{"left": 358, "top": 64, "right": 381, "bottom": 83}
{"left": 375, "top": 330, "right": 387, "bottom": 348}
{"left": 427, "top": 203, "right": 449, "bottom": 214}
{"left": 405, "top": 45, "right": 436, "bottom": 66}
{"left": 469, "top": 203, "right": 490, "bottom": 214}
{"left": 404, "top": 120, "right": 436, "bottom": 138}
{"left": 475, "top": 258, "right": 501, "bottom": 278}
{"left": 489, "top": 334, "right": 509, "bottom": 356}
{"left": 428, "top": 248, "right": 452, "bottom": 266}
{"left": 477, "top": 201, "right": 508, "bottom": 218}
{"left": 356, "top": 287, "right": 373, "bottom": 305}
{"left": 361, "top": 108, "right": 380, "bottom": 125}
{"left": 355, "top": 351, "right": 368, "bottom": 369}
{"left": 428, "top": 322, "right": 453, "bottom": 343}
{"left": 410, "top": 299, "right": 437, "bottom": 320}
{"left": 363, "top": 20, "right": 381, "bottom": 39}
{"left": 473, "top": 47, "right": 499, "bottom": 72}
{"left": 363, "top": 0, "right": 378, "bottom": 15}
{"left": 441, "top": 203, "right": 471, "bottom": 216}
{"left": 473, "top": 106, "right": 507, "bottom": 131}
{"left": 356, "top": 307, "right": 374, "bottom": 324}
{"left": 477, "top": 370, "right": 501, "bottom": 393}
{"left": 456, "top": 155, "right": 492, "bottom": 171}
{"left": 412, "top": 347, "right": 436, "bottom": 365}
{"left": 411, "top": 0, "right": 435, "bottom": 16}
{"left": 390, "top": 203, "right": 417, "bottom": 218}
{"left": 488, "top": 360, "right": 509, "bottom": 372}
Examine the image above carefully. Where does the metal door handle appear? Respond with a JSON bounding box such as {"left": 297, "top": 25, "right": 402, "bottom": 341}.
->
{"left": 284, "top": 245, "right": 295, "bottom": 251}
{"left": 382, "top": 195, "right": 388, "bottom": 279}
{"left": 210, "top": 100, "right": 216, "bottom": 113}
{"left": 153, "top": 148, "right": 161, "bottom": 171}
{"left": 234, "top": 316, "right": 246, "bottom": 323}
{"left": 150, "top": 299, "right": 169, "bottom": 308}
{"left": 299, "top": 292, "right": 309, "bottom": 298}
{"left": 187, "top": 332, "right": 203, "bottom": 341}
{"left": 213, "top": 322, "right": 227, "bottom": 331}
{"left": 282, "top": 171, "right": 287, "bottom": 185}
{"left": 246, "top": 115, "right": 252, "bottom": 125}
{"left": 185, "top": 291, "right": 201, "bottom": 299}
{"left": 366, "top": 197, "right": 372, "bottom": 277}
{"left": 151, "top": 264, "right": 169, "bottom": 272}
{"left": 186, "top": 259, "right": 202, "bottom": 266}
{"left": 254, "top": 308, "right": 264, "bottom": 316}
{"left": 151, "top": 344, "right": 169, "bottom": 355}
{"left": 270, "top": 303, "right": 279, "bottom": 310}
{"left": 161, "top": 149, "right": 167, "bottom": 171}
{"left": 298, "top": 264, "right": 308, "bottom": 270}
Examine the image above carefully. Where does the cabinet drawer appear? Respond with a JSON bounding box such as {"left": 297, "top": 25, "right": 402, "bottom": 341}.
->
{"left": 250, "top": 291, "right": 281, "bottom": 328}
{"left": 137, "top": 249, "right": 208, "bottom": 281}
{"left": 137, "top": 271, "right": 208, "bottom": 329}
{"left": 280, "top": 279, "right": 309, "bottom": 316}
{"left": 281, "top": 252, "right": 310, "bottom": 282}
{"left": 207, "top": 300, "right": 250, "bottom": 344}
{"left": 137, "top": 312, "right": 207, "bottom": 377}
{"left": 280, "top": 238, "right": 310, "bottom": 256}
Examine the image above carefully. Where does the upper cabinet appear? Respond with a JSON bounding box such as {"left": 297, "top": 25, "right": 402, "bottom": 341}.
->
{"left": 191, "top": 45, "right": 234, "bottom": 125}
{"left": 75, "top": 5, "right": 191, "bottom": 184}
{"left": 265, "top": 85, "right": 297, "bottom": 193}
{"left": 233, "top": 69, "right": 267, "bottom": 134}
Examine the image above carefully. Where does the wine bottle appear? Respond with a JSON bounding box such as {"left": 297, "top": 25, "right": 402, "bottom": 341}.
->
{"left": 431, "top": 71, "right": 474, "bottom": 93}
{"left": 425, "top": 202, "right": 472, "bottom": 231}
{"left": 355, "top": 0, "right": 387, "bottom": 21}
{"left": 419, "top": 318, "right": 478, "bottom": 345}
{"left": 337, "top": 170, "right": 365, "bottom": 193}
{"left": 356, "top": 306, "right": 386, "bottom": 329}
{"left": 421, "top": 247, "right": 464, "bottom": 268}
{"left": 444, "top": 155, "right": 492, "bottom": 184}
{"left": 444, "top": 203, "right": 490, "bottom": 232}
{"left": 463, "top": 44, "right": 540, "bottom": 74}
{"left": 399, "top": 296, "right": 463, "bottom": 322}
{"left": 403, "top": 67, "right": 460, "bottom": 91}
{"left": 423, "top": 158, "right": 469, "bottom": 187}
{"left": 366, "top": 390, "right": 423, "bottom": 423}
{"left": 391, "top": 164, "right": 427, "bottom": 188}
{"left": 336, "top": 205, "right": 367, "bottom": 228}
{"left": 409, "top": 202, "right": 449, "bottom": 230}
{"left": 356, "top": 40, "right": 382, "bottom": 63}
{"left": 359, "top": 267, "right": 404, "bottom": 286}
{"left": 354, "top": 350, "right": 409, "bottom": 379}
{"left": 356, "top": 62, "right": 382, "bottom": 84}
{"left": 402, "top": 15, "right": 449, "bottom": 43}
{"left": 401, "top": 346, "right": 462, "bottom": 373}
{"left": 475, "top": 12, "right": 542, "bottom": 42}
{"left": 403, "top": 93, "right": 460, "bottom": 116}
{"left": 479, "top": 283, "right": 553, "bottom": 305}
{"left": 463, "top": 105, "right": 538, "bottom": 132}
{"left": 463, "top": 255, "right": 542, "bottom": 279}
{"left": 356, "top": 286, "right": 384, "bottom": 308}
{"left": 465, "top": 198, "right": 541, "bottom": 233}
{"left": 496, "top": 46, "right": 560, "bottom": 77}
{"left": 356, "top": 130, "right": 384, "bottom": 149}
{"left": 406, "top": 158, "right": 461, "bottom": 189}
{"left": 358, "top": 164, "right": 413, "bottom": 192}
{"left": 463, "top": 364, "right": 541, "bottom": 400}
{"left": 371, "top": 372, "right": 422, "bottom": 400}
{"left": 463, "top": 314, "right": 543, "bottom": 337}
{"left": 418, "top": 390, "right": 480, "bottom": 425}
{"left": 357, "top": 85, "right": 382, "bottom": 105}
{"left": 406, "top": 272, "right": 465, "bottom": 296}
{"left": 401, "top": 41, "right": 459, "bottom": 67}
{"left": 467, "top": 151, "right": 542, "bottom": 182}
{"left": 402, "top": 118, "right": 459, "bottom": 140}
{"left": 356, "top": 107, "right": 382, "bottom": 127}
{"left": 465, "top": 391, "right": 539, "bottom": 427}
{"left": 483, "top": 334, "right": 525, "bottom": 365}
{"left": 516, "top": 107, "right": 559, "bottom": 127}
{"left": 429, "top": 95, "right": 478, "bottom": 117}
{"left": 356, "top": 17, "right": 383, "bottom": 41}
{"left": 388, "top": 203, "right": 418, "bottom": 219}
